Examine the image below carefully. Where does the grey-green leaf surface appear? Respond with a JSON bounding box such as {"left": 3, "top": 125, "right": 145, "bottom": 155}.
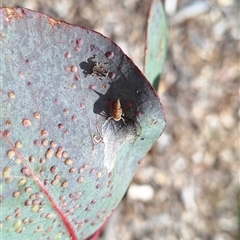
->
{"left": 0, "top": 7, "right": 166, "bottom": 239}
{"left": 144, "top": 0, "right": 168, "bottom": 90}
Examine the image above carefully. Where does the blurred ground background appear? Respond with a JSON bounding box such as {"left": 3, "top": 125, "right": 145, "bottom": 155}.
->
{"left": 2, "top": 0, "right": 239, "bottom": 239}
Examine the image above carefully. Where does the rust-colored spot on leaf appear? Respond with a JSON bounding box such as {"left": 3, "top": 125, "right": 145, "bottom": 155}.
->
{"left": 3, "top": 130, "right": 11, "bottom": 137}
{"left": 55, "top": 146, "right": 63, "bottom": 158}
{"left": 29, "top": 155, "right": 35, "bottom": 162}
{"left": 41, "top": 139, "right": 48, "bottom": 146}
{"left": 69, "top": 167, "right": 75, "bottom": 173}
{"left": 71, "top": 65, "right": 78, "bottom": 72}
{"left": 3, "top": 166, "right": 11, "bottom": 177}
{"left": 5, "top": 120, "right": 11, "bottom": 126}
{"left": 45, "top": 148, "right": 54, "bottom": 159}
{"left": 41, "top": 129, "right": 48, "bottom": 137}
{"left": 6, "top": 215, "right": 12, "bottom": 221}
{"left": 50, "top": 141, "right": 56, "bottom": 148}
{"left": 25, "top": 187, "right": 32, "bottom": 193}
{"left": 48, "top": 17, "right": 60, "bottom": 28}
{"left": 15, "top": 141, "right": 23, "bottom": 149}
{"left": 46, "top": 213, "right": 55, "bottom": 219}
{"left": 62, "top": 151, "right": 68, "bottom": 158}
{"left": 13, "top": 191, "right": 20, "bottom": 198}
{"left": 61, "top": 181, "right": 68, "bottom": 188}
{"left": 7, "top": 149, "right": 15, "bottom": 159}
{"left": 51, "top": 180, "right": 58, "bottom": 186}
{"left": 4, "top": 8, "right": 23, "bottom": 22}
{"left": 33, "top": 112, "right": 41, "bottom": 120}
{"left": 21, "top": 167, "right": 31, "bottom": 177}
{"left": 50, "top": 166, "right": 58, "bottom": 173}
{"left": 5, "top": 177, "right": 13, "bottom": 184}
{"left": 22, "top": 118, "right": 31, "bottom": 127}
{"left": 97, "top": 171, "right": 102, "bottom": 178}
{"left": 18, "top": 178, "right": 27, "bottom": 186}
{"left": 64, "top": 158, "right": 72, "bottom": 166}
{"left": 8, "top": 91, "right": 15, "bottom": 99}
{"left": 65, "top": 52, "right": 71, "bottom": 58}
{"left": 77, "top": 176, "right": 84, "bottom": 183}
{"left": 31, "top": 205, "right": 39, "bottom": 212}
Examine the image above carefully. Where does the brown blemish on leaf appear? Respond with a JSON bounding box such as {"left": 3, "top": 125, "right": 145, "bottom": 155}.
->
{"left": 64, "top": 158, "right": 72, "bottom": 166}
{"left": 51, "top": 180, "right": 58, "bottom": 186}
{"left": 8, "top": 91, "right": 15, "bottom": 99}
{"left": 22, "top": 218, "right": 28, "bottom": 224}
{"left": 22, "top": 118, "right": 31, "bottom": 127}
{"left": 5, "top": 177, "right": 13, "bottom": 183}
{"left": 77, "top": 177, "right": 84, "bottom": 183}
{"left": 45, "top": 148, "right": 54, "bottom": 159}
{"left": 25, "top": 187, "right": 32, "bottom": 193}
{"left": 85, "top": 206, "right": 91, "bottom": 211}
{"left": 50, "top": 141, "right": 56, "bottom": 148}
{"left": 15, "top": 212, "right": 22, "bottom": 219}
{"left": 32, "top": 200, "right": 40, "bottom": 206}
{"left": 50, "top": 166, "right": 58, "bottom": 173}
{"left": 55, "top": 146, "right": 63, "bottom": 158}
{"left": 97, "top": 171, "right": 102, "bottom": 178}
{"left": 74, "top": 75, "right": 80, "bottom": 81}
{"left": 29, "top": 155, "right": 35, "bottom": 162}
{"left": 5, "top": 120, "right": 11, "bottom": 126}
{"left": 3, "top": 129, "right": 11, "bottom": 137}
{"left": 34, "top": 225, "right": 43, "bottom": 233}
{"left": 3, "top": 166, "right": 11, "bottom": 177}
{"left": 15, "top": 158, "right": 21, "bottom": 165}
{"left": 105, "top": 51, "right": 114, "bottom": 59}
{"left": 71, "top": 65, "right": 78, "bottom": 72}
{"left": 31, "top": 205, "right": 39, "bottom": 212}
{"left": 21, "top": 167, "right": 31, "bottom": 177}
{"left": 54, "top": 174, "right": 61, "bottom": 181}
{"left": 69, "top": 167, "right": 76, "bottom": 173}
{"left": 7, "top": 149, "right": 15, "bottom": 159}
{"left": 34, "top": 139, "right": 41, "bottom": 146}
{"left": 33, "top": 112, "right": 41, "bottom": 120}
{"left": 75, "top": 46, "right": 81, "bottom": 52}
{"left": 62, "top": 151, "right": 68, "bottom": 158}
{"left": 65, "top": 52, "right": 71, "bottom": 58}
{"left": 15, "top": 141, "right": 23, "bottom": 149}
{"left": 46, "top": 213, "right": 55, "bottom": 219}
{"left": 76, "top": 38, "right": 83, "bottom": 46}
{"left": 83, "top": 163, "right": 89, "bottom": 169}
{"left": 41, "top": 139, "right": 48, "bottom": 146}
{"left": 18, "top": 178, "right": 27, "bottom": 186}
{"left": 41, "top": 129, "right": 48, "bottom": 137}
{"left": 65, "top": 66, "right": 70, "bottom": 71}
{"left": 39, "top": 157, "right": 45, "bottom": 164}
{"left": 13, "top": 191, "right": 20, "bottom": 198}
{"left": 63, "top": 108, "right": 69, "bottom": 114}
{"left": 6, "top": 215, "right": 12, "bottom": 221}
{"left": 80, "top": 103, "right": 86, "bottom": 109}
{"left": 61, "top": 181, "right": 68, "bottom": 188}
